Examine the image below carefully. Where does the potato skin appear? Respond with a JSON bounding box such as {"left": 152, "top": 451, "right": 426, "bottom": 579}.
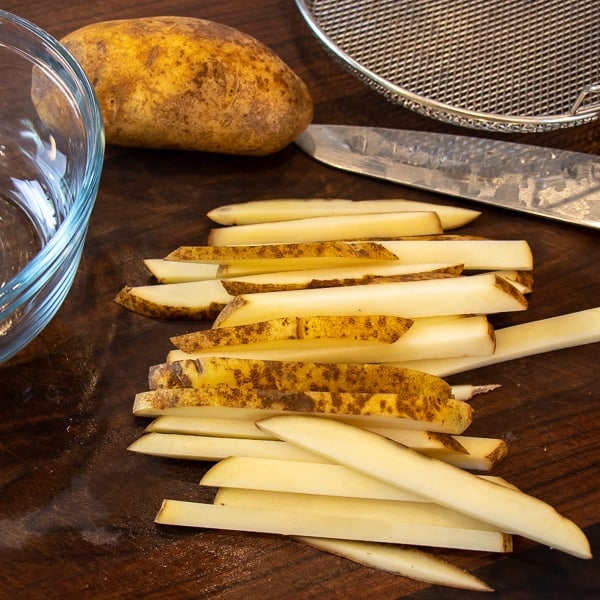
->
{"left": 59, "top": 16, "right": 313, "bottom": 155}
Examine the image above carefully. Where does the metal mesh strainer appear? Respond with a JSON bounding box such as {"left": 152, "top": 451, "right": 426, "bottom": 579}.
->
{"left": 295, "top": 0, "right": 600, "bottom": 132}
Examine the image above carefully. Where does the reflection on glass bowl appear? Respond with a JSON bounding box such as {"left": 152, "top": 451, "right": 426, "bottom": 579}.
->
{"left": 0, "top": 10, "right": 104, "bottom": 363}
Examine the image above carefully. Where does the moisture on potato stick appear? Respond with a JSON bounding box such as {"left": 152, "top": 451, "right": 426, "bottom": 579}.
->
{"left": 256, "top": 416, "right": 591, "bottom": 559}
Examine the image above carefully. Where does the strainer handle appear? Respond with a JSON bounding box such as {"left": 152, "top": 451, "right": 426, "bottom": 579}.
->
{"left": 571, "top": 84, "right": 600, "bottom": 115}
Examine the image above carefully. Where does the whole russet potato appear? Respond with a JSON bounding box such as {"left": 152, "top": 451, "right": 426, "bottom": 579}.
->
{"left": 57, "top": 16, "right": 314, "bottom": 155}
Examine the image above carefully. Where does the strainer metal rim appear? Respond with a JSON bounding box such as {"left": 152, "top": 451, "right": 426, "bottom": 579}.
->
{"left": 295, "top": 0, "right": 600, "bottom": 132}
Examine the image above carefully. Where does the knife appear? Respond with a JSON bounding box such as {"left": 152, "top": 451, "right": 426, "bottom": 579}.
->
{"left": 295, "top": 124, "right": 600, "bottom": 230}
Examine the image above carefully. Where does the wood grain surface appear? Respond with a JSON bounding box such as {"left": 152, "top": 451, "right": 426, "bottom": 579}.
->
{"left": 0, "top": 2, "right": 598, "bottom": 599}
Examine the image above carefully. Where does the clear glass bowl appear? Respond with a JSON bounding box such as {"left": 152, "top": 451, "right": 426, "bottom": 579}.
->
{"left": 0, "top": 10, "right": 104, "bottom": 363}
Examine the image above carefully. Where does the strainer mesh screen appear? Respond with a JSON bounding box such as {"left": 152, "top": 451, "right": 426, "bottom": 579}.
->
{"left": 297, "top": 0, "right": 600, "bottom": 131}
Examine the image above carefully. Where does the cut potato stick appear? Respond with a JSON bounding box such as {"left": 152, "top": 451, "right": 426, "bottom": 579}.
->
{"left": 115, "top": 279, "right": 232, "bottom": 320}
{"left": 257, "top": 416, "right": 592, "bottom": 559}
{"left": 142, "top": 418, "right": 509, "bottom": 468}
{"left": 144, "top": 416, "right": 468, "bottom": 452}
{"left": 391, "top": 307, "right": 600, "bottom": 376}
{"left": 171, "top": 315, "right": 414, "bottom": 352}
{"left": 207, "top": 211, "right": 443, "bottom": 246}
{"left": 133, "top": 394, "right": 472, "bottom": 434}
{"left": 375, "top": 240, "right": 533, "bottom": 271}
{"left": 207, "top": 198, "right": 481, "bottom": 230}
{"left": 211, "top": 477, "right": 424, "bottom": 503}
{"left": 213, "top": 273, "right": 527, "bottom": 327}
{"left": 134, "top": 387, "right": 471, "bottom": 434}
{"left": 201, "top": 457, "right": 514, "bottom": 500}
{"left": 156, "top": 498, "right": 512, "bottom": 553}
{"left": 145, "top": 416, "right": 273, "bottom": 439}
{"left": 148, "top": 356, "right": 452, "bottom": 397}
{"left": 166, "top": 240, "right": 399, "bottom": 266}
{"left": 130, "top": 428, "right": 502, "bottom": 470}
{"left": 215, "top": 488, "right": 506, "bottom": 540}
{"left": 167, "top": 315, "right": 496, "bottom": 363}
{"left": 220, "top": 262, "right": 463, "bottom": 294}
{"left": 296, "top": 537, "right": 492, "bottom": 592}
{"left": 129, "top": 432, "right": 324, "bottom": 463}
{"left": 144, "top": 259, "right": 220, "bottom": 283}
{"left": 167, "top": 239, "right": 532, "bottom": 273}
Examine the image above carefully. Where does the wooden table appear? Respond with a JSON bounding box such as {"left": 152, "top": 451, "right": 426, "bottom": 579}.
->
{"left": 1, "top": 2, "right": 598, "bottom": 598}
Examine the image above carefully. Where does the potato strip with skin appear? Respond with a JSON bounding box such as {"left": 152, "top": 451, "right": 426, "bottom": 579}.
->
{"left": 170, "top": 315, "right": 414, "bottom": 351}
{"left": 214, "top": 273, "right": 527, "bottom": 327}
{"left": 133, "top": 387, "right": 472, "bottom": 434}
{"left": 147, "top": 357, "right": 452, "bottom": 398}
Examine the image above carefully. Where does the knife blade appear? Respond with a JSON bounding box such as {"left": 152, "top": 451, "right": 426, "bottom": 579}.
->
{"left": 295, "top": 124, "right": 600, "bottom": 230}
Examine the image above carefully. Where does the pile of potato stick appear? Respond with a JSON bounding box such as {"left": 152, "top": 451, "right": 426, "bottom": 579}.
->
{"left": 120, "top": 199, "right": 598, "bottom": 591}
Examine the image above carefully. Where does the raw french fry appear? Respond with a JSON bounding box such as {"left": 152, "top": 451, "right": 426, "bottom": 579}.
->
{"left": 144, "top": 259, "right": 220, "bottom": 283}
{"left": 130, "top": 428, "right": 502, "bottom": 469}
{"left": 166, "top": 315, "right": 496, "bottom": 364}
{"left": 166, "top": 239, "right": 533, "bottom": 273}
{"left": 205, "top": 463, "right": 426, "bottom": 501}
{"left": 391, "top": 307, "right": 600, "bottom": 376}
{"left": 295, "top": 538, "right": 492, "bottom": 592}
{"left": 141, "top": 416, "right": 510, "bottom": 468}
{"left": 219, "top": 262, "right": 463, "bottom": 294}
{"left": 145, "top": 416, "right": 273, "bottom": 439}
{"left": 213, "top": 273, "right": 527, "bottom": 328}
{"left": 147, "top": 357, "right": 453, "bottom": 399}
{"left": 215, "top": 488, "right": 507, "bottom": 543}
{"left": 207, "top": 211, "right": 443, "bottom": 246}
{"left": 134, "top": 387, "right": 471, "bottom": 434}
{"left": 166, "top": 240, "right": 399, "bottom": 267}
{"left": 155, "top": 498, "right": 511, "bottom": 553}
{"left": 132, "top": 426, "right": 502, "bottom": 467}
{"left": 171, "top": 315, "right": 414, "bottom": 352}
{"left": 200, "top": 457, "right": 514, "bottom": 500}
{"left": 374, "top": 239, "right": 532, "bottom": 272}
{"left": 129, "top": 432, "right": 324, "bottom": 462}
{"left": 207, "top": 198, "right": 481, "bottom": 230}
{"left": 145, "top": 416, "right": 466, "bottom": 451}
{"left": 257, "top": 416, "right": 592, "bottom": 559}
{"left": 114, "top": 279, "right": 232, "bottom": 320}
